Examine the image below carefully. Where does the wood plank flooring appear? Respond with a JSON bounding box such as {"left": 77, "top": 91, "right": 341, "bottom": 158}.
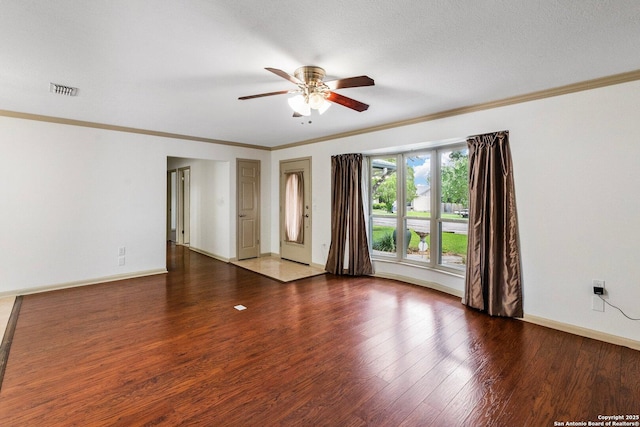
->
{"left": 0, "top": 244, "right": 638, "bottom": 426}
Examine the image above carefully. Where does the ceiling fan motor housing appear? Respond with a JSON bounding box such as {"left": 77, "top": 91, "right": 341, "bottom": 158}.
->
{"left": 294, "top": 66, "right": 326, "bottom": 85}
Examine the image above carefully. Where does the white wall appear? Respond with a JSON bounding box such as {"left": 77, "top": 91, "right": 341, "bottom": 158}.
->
{"left": 0, "top": 117, "right": 270, "bottom": 295}
{"left": 0, "top": 118, "right": 167, "bottom": 292}
{"left": 270, "top": 80, "right": 640, "bottom": 343}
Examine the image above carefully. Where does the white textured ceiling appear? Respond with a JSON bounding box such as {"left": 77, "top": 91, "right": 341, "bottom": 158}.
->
{"left": 1, "top": 0, "right": 639, "bottom": 148}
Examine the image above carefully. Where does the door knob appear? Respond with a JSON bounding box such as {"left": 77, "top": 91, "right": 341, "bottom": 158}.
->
{"left": 239, "top": 214, "right": 247, "bottom": 217}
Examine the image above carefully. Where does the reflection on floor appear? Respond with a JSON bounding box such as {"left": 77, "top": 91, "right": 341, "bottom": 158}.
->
{"left": 231, "top": 256, "right": 326, "bottom": 282}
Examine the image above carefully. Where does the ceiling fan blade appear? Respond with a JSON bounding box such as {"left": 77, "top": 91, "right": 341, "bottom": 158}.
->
{"left": 265, "top": 67, "right": 302, "bottom": 85}
{"left": 238, "top": 90, "right": 291, "bottom": 100}
{"left": 326, "top": 91, "right": 369, "bottom": 112}
{"left": 292, "top": 112, "right": 303, "bottom": 118}
{"left": 325, "top": 75, "right": 374, "bottom": 90}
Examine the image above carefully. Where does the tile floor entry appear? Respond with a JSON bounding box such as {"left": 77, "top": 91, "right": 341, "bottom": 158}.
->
{"left": 231, "top": 256, "right": 326, "bottom": 282}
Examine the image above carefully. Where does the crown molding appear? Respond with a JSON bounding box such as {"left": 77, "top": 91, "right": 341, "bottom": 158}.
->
{"left": 0, "top": 109, "right": 270, "bottom": 151}
{"left": 271, "top": 68, "right": 640, "bottom": 151}
{"left": 3, "top": 69, "right": 639, "bottom": 152}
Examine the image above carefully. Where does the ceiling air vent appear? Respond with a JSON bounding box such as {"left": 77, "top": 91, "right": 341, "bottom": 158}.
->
{"left": 49, "top": 82, "right": 78, "bottom": 96}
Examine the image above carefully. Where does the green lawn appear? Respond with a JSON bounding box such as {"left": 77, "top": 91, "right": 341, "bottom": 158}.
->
{"left": 372, "top": 225, "right": 467, "bottom": 257}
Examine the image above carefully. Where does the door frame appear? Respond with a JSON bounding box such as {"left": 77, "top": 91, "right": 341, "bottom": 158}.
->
{"left": 178, "top": 166, "right": 191, "bottom": 246}
{"left": 280, "top": 157, "right": 312, "bottom": 265}
{"left": 166, "top": 170, "right": 177, "bottom": 242}
{"left": 175, "top": 167, "right": 190, "bottom": 246}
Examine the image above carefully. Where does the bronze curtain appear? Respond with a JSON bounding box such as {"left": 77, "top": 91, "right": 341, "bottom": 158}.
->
{"left": 464, "top": 131, "right": 523, "bottom": 317}
{"left": 325, "top": 153, "right": 373, "bottom": 275}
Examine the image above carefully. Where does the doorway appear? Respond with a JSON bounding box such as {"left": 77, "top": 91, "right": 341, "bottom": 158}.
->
{"left": 280, "top": 158, "right": 311, "bottom": 265}
{"left": 167, "top": 170, "right": 177, "bottom": 242}
{"left": 167, "top": 167, "right": 190, "bottom": 245}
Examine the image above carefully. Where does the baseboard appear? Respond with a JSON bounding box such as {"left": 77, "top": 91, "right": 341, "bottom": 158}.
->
{"left": 311, "top": 262, "right": 326, "bottom": 270}
{"left": 259, "top": 252, "right": 325, "bottom": 270}
{"left": 373, "top": 272, "right": 464, "bottom": 298}
{"left": 373, "top": 273, "right": 639, "bottom": 351}
{"left": 228, "top": 252, "right": 277, "bottom": 263}
{"left": 0, "top": 268, "right": 168, "bottom": 298}
{"left": 522, "top": 314, "right": 640, "bottom": 351}
{"left": 189, "top": 247, "right": 230, "bottom": 263}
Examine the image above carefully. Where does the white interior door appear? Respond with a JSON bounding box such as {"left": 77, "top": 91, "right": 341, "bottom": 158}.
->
{"left": 280, "top": 158, "right": 311, "bottom": 264}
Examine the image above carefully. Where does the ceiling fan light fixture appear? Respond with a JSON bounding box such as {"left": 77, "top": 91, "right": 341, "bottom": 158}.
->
{"left": 308, "top": 91, "right": 325, "bottom": 109}
{"left": 318, "top": 99, "right": 331, "bottom": 115}
{"left": 288, "top": 94, "right": 310, "bottom": 116}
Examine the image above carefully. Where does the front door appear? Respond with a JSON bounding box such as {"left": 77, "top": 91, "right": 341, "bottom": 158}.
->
{"left": 280, "top": 158, "right": 311, "bottom": 264}
{"left": 237, "top": 159, "right": 260, "bottom": 260}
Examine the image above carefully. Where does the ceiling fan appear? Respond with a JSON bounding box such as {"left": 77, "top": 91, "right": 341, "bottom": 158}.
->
{"left": 238, "top": 66, "right": 374, "bottom": 117}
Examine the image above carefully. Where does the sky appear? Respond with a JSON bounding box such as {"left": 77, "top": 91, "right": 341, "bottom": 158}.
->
{"left": 376, "top": 148, "right": 468, "bottom": 188}
{"left": 408, "top": 155, "right": 430, "bottom": 186}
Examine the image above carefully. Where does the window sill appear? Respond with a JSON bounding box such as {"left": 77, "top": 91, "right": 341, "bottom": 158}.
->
{"left": 371, "top": 256, "right": 465, "bottom": 279}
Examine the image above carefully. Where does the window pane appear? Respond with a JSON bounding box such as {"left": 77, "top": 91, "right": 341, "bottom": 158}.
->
{"left": 440, "top": 222, "right": 467, "bottom": 266}
{"left": 440, "top": 148, "right": 469, "bottom": 220}
{"left": 371, "top": 157, "right": 397, "bottom": 257}
{"left": 372, "top": 217, "right": 397, "bottom": 257}
{"left": 406, "top": 218, "right": 430, "bottom": 262}
{"left": 406, "top": 154, "right": 430, "bottom": 218}
{"left": 440, "top": 147, "right": 469, "bottom": 267}
{"left": 371, "top": 157, "right": 397, "bottom": 214}
{"left": 284, "top": 171, "right": 304, "bottom": 243}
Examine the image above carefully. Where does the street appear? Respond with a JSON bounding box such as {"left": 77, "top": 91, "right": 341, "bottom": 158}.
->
{"left": 373, "top": 216, "right": 468, "bottom": 235}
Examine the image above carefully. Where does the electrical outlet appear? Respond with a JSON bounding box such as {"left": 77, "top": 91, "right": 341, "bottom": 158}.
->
{"left": 592, "top": 279, "right": 605, "bottom": 295}
{"left": 592, "top": 279, "right": 605, "bottom": 311}
{"left": 118, "top": 256, "right": 125, "bottom": 266}
{"left": 118, "top": 246, "right": 126, "bottom": 256}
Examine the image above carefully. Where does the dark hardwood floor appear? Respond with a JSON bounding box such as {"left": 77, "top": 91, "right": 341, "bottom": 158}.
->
{"left": 0, "top": 244, "right": 638, "bottom": 426}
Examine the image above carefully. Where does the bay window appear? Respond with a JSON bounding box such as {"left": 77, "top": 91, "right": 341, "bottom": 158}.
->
{"left": 369, "top": 143, "right": 469, "bottom": 273}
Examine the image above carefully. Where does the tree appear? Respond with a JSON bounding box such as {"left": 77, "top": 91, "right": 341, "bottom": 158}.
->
{"left": 441, "top": 151, "right": 468, "bottom": 207}
{"left": 374, "top": 173, "right": 397, "bottom": 212}
{"left": 405, "top": 166, "right": 418, "bottom": 204}
{"left": 371, "top": 168, "right": 394, "bottom": 194}
{"left": 371, "top": 166, "right": 418, "bottom": 213}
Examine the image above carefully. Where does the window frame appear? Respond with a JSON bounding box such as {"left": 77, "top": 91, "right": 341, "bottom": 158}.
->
{"left": 369, "top": 156, "right": 400, "bottom": 259}
{"left": 368, "top": 142, "right": 468, "bottom": 274}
